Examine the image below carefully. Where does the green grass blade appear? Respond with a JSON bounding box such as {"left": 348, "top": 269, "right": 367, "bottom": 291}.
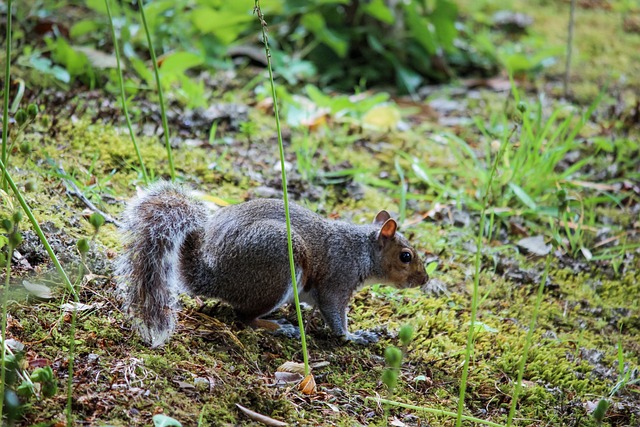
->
{"left": 254, "top": 0, "right": 310, "bottom": 376}
{"left": 506, "top": 254, "right": 551, "bottom": 425}
{"left": 456, "top": 127, "right": 513, "bottom": 427}
{"left": 368, "top": 397, "right": 505, "bottom": 427}
{"left": 105, "top": 0, "right": 149, "bottom": 184}
{"left": 138, "top": 1, "right": 176, "bottom": 181}
{"left": 1, "top": 0, "right": 12, "bottom": 191}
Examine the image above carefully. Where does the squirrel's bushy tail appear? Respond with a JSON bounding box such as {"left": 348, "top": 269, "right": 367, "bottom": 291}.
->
{"left": 116, "top": 182, "right": 208, "bottom": 347}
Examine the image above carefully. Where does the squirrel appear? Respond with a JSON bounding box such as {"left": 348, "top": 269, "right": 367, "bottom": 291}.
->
{"left": 116, "top": 182, "right": 428, "bottom": 347}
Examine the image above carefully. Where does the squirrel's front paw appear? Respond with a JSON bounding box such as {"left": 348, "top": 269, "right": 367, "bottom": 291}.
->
{"left": 344, "top": 329, "right": 379, "bottom": 345}
{"left": 271, "top": 318, "right": 301, "bottom": 339}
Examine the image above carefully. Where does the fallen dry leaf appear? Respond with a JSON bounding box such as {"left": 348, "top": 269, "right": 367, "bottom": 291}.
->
{"left": 516, "top": 235, "right": 551, "bottom": 256}
{"left": 298, "top": 374, "right": 317, "bottom": 395}
{"left": 276, "top": 361, "right": 306, "bottom": 375}
{"left": 274, "top": 371, "right": 304, "bottom": 385}
{"left": 23, "top": 281, "right": 54, "bottom": 299}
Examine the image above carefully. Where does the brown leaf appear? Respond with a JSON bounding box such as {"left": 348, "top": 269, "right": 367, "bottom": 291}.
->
{"left": 236, "top": 403, "right": 288, "bottom": 426}
{"left": 298, "top": 374, "right": 317, "bottom": 395}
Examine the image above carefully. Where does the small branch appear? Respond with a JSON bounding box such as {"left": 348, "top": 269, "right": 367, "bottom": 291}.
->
{"left": 59, "top": 167, "right": 123, "bottom": 228}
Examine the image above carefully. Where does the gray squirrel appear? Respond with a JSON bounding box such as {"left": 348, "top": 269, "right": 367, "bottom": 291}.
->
{"left": 117, "top": 182, "right": 428, "bottom": 347}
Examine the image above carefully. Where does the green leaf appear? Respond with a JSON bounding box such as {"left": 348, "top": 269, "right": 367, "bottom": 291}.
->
{"left": 404, "top": 4, "right": 437, "bottom": 55}
{"left": 28, "top": 54, "right": 70, "bottom": 83}
{"left": 153, "top": 414, "right": 183, "bottom": 427}
{"left": 130, "top": 57, "right": 153, "bottom": 86}
{"left": 48, "top": 37, "right": 92, "bottom": 78}
{"left": 432, "top": 0, "right": 458, "bottom": 52}
{"left": 363, "top": 0, "right": 395, "bottom": 24}
{"left": 591, "top": 399, "right": 610, "bottom": 422}
{"left": 70, "top": 20, "right": 101, "bottom": 39}
{"left": 426, "top": 261, "right": 438, "bottom": 276}
{"left": 301, "top": 13, "right": 348, "bottom": 58}
{"left": 160, "top": 51, "right": 205, "bottom": 81}
{"left": 395, "top": 65, "right": 422, "bottom": 94}
{"left": 190, "top": 7, "right": 253, "bottom": 45}
{"left": 508, "top": 182, "right": 537, "bottom": 210}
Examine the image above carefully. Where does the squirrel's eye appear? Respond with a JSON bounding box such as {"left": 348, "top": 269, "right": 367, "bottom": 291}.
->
{"left": 399, "top": 250, "right": 412, "bottom": 263}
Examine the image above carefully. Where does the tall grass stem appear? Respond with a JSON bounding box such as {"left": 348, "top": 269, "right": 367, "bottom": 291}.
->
{"left": 254, "top": 0, "right": 310, "bottom": 376}
{"left": 564, "top": 0, "right": 577, "bottom": 97}
{"left": 455, "top": 128, "right": 512, "bottom": 426}
{"left": 506, "top": 254, "right": 551, "bottom": 425}
{"left": 105, "top": 0, "right": 149, "bottom": 184}
{"left": 1, "top": 0, "right": 12, "bottom": 191}
{"left": 0, "top": 242, "right": 13, "bottom": 422}
{"left": 368, "top": 397, "right": 505, "bottom": 427}
{"left": 66, "top": 262, "right": 83, "bottom": 426}
{"left": 0, "top": 158, "right": 78, "bottom": 425}
{"left": 0, "top": 160, "right": 76, "bottom": 296}
{"left": 138, "top": 2, "right": 176, "bottom": 181}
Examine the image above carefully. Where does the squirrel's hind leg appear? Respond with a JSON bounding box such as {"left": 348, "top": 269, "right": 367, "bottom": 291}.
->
{"left": 236, "top": 268, "right": 305, "bottom": 339}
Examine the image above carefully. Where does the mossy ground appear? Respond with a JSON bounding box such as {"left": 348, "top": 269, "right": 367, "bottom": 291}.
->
{"left": 1, "top": 1, "right": 640, "bottom": 426}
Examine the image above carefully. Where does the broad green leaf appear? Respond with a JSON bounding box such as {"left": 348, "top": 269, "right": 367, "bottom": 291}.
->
{"left": 28, "top": 55, "right": 70, "bottom": 83}
{"left": 153, "top": 414, "right": 183, "bottom": 427}
{"left": 301, "top": 13, "right": 348, "bottom": 58}
{"left": 404, "top": 4, "right": 436, "bottom": 55}
{"left": 395, "top": 65, "right": 422, "bottom": 94}
{"left": 363, "top": 0, "right": 395, "bottom": 24}
{"left": 70, "top": 20, "right": 100, "bottom": 39}
{"left": 144, "top": 0, "right": 178, "bottom": 30}
{"left": 160, "top": 51, "right": 204, "bottom": 76}
{"left": 432, "top": 0, "right": 458, "bottom": 52}
{"left": 190, "top": 7, "right": 253, "bottom": 45}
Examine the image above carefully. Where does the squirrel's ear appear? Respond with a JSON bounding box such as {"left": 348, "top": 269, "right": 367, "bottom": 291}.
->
{"left": 378, "top": 218, "right": 397, "bottom": 240}
{"left": 373, "top": 210, "right": 391, "bottom": 225}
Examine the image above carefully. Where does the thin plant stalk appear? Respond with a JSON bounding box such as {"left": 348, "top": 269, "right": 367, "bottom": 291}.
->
{"left": 105, "top": 0, "right": 149, "bottom": 184}
{"left": 0, "top": 159, "right": 78, "bottom": 425}
{"left": 564, "top": 0, "right": 577, "bottom": 98}
{"left": 367, "top": 397, "right": 505, "bottom": 427}
{"left": 254, "top": 0, "right": 310, "bottom": 376}
{"left": 0, "top": 160, "right": 76, "bottom": 295}
{"left": 455, "top": 129, "right": 512, "bottom": 426}
{"left": 138, "top": 2, "right": 175, "bottom": 181}
{"left": 506, "top": 254, "right": 551, "bottom": 426}
{"left": 1, "top": 0, "right": 12, "bottom": 191}
{"left": 0, "top": 241, "right": 14, "bottom": 422}
{"left": 67, "top": 258, "right": 84, "bottom": 426}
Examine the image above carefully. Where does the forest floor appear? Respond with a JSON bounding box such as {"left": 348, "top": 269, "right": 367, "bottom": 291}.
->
{"left": 1, "top": 1, "right": 639, "bottom": 426}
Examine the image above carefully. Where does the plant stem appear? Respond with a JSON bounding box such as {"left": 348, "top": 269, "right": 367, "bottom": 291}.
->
{"left": 254, "top": 0, "right": 310, "bottom": 376}
{"left": 138, "top": 2, "right": 175, "bottom": 181}
{"left": 564, "top": 0, "right": 577, "bottom": 98}
{"left": 368, "top": 397, "right": 505, "bottom": 427}
{"left": 105, "top": 0, "right": 149, "bottom": 184}
{"left": 507, "top": 254, "right": 551, "bottom": 425}
{"left": 67, "top": 262, "right": 82, "bottom": 426}
{"left": 455, "top": 128, "right": 512, "bottom": 427}
{"left": 0, "top": 159, "right": 76, "bottom": 297}
{"left": 0, "top": 243, "right": 13, "bottom": 422}
{"left": 1, "top": 0, "right": 12, "bottom": 191}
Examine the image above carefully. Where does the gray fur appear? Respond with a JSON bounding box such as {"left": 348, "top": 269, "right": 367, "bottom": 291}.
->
{"left": 117, "top": 182, "right": 428, "bottom": 347}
